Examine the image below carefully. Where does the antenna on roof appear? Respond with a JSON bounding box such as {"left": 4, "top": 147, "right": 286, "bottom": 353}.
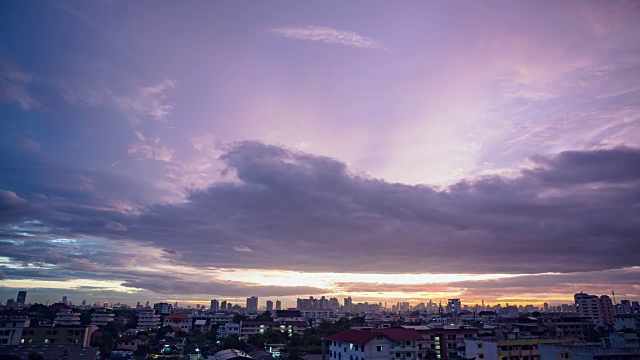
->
{"left": 612, "top": 290, "right": 616, "bottom": 305}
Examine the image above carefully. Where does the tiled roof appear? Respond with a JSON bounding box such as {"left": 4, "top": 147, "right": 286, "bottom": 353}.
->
{"left": 326, "top": 329, "right": 379, "bottom": 346}
{"left": 376, "top": 328, "right": 423, "bottom": 341}
{"left": 165, "top": 313, "right": 191, "bottom": 319}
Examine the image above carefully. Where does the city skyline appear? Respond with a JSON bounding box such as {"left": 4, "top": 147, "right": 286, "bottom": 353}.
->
{"left": 1, "top": 1, "right": 639, "bottom": 306}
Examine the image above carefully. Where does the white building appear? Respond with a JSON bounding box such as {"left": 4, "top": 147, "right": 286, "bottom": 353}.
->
{"left": 153, "top": 302, "right": 173, "bottom": 315}
{"left": 163, "top": 313, "right": 192, "bottom": 332}
{"left": 136, "top": 308, "right": 160, "bottom": 330}
{"left": 91, "top": 309, "right": 115, "bottom": 327}
{"left": 327, "top": 328, "right": 426, "bottom": 360}
{"left": 0, "top": 316, "right": 30, "bottom": 345}
{"left": 218, "top": 323, "right": 240, "bottom": 338}
{"left": 53, "top": 309, "right": 81, "bottom": 326}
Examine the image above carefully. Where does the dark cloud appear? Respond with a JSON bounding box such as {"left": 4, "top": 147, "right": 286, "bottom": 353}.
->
{"left": 1, "top": 141, "right": 639, "bottom": 298}
{"left": 115, "top": 142, "right": 639, "bottom": 274}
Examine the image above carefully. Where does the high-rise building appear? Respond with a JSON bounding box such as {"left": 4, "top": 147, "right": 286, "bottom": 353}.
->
{"left": 221, "top": 300, "right": 227, "bottom": 311}
{"left": 343, "top": 297, "right": 352, "bottom": 312}
{"left": 153, "top": 302, "right": 173, "bottom": 315}
{"left": 61, "top": 296, "right": 68, "bottom": 305}
{"left": 16, "top": 291, "right": 27, "bottom": 305}
{"left": 211, "top": 299, "right": 219, "bottom": 312}
{"left": 447, "top": 299, "right": 461, "bottom": 314}
{"left": 575, "top": 293, "right": 614, "bottom": 326}
{"left": 543, "top": 303, "right": 549, "bottom": 312}
{"left": 276, "top": 300, "right": 282, "bottom": 310}
{"left": 246, "top": 296, "right": 258, "bottom": 313}
{"left": 266, "top": 300, "right": 274, "bottom": 311}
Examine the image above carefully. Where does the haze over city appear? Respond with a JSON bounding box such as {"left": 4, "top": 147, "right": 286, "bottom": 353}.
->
{"left": 1, "top": 0, "right": 639, "bottom": 308}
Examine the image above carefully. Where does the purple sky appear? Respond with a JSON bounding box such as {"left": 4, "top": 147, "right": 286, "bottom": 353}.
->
{"left": 1, "top": 0, "right": 639, "bottom": 307}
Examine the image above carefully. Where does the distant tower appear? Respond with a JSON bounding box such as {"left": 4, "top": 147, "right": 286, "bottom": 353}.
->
{"left": 276, "top": 300, "right": 282, "bottom": 310}
{"left": 16, "top": 291, "right": 27, "bottom": 304}
{"left": 62, "top": 296, "right": 68, "bottom": 305}
{"left": 211, "top": 299, "right": 219, "bottom": 312}
{"left": 266, "top": 300, "right": 274, "bottom": 311}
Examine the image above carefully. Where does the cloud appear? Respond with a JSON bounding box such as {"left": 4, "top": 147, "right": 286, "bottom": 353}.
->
{"left": 1, "top": 141, "right": 639, "bottom": 300}
{"left": 0, "top": 56, "right": 38, "bottom": 110}
{"left": 128, "top": 137, "right": 175, "bottom": 162}
{"left": 234, "top": 245, "right": 252, "bottom": 252}
{"left": 105, "top": 221, "right": 127, "bottom": 232}
{"left": 0, "top": 190, "right": 28, "bottom": 213}
{"left": 271, "top": 25, "right": 386, "bottom": 49}
{"left": 15, "top": 138, "right": 41, "bottom": 151}
{"left": 60, "top": 79, "right": 176, "bottom": 123}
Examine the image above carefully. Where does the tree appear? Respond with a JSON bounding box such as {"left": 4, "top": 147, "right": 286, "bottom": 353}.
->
{"left": 256, "top": 311, "right": 273, "bottom": 322}
{"left": 222, "top": 335, "right": 247, "bottom": 350}
{"left": 233, "top": 314, "right": 248, "bottom": 324}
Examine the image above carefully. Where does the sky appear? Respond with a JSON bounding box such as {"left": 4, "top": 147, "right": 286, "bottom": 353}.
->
{"left": 1, "top": 0, "right": 639, "bottom": 308}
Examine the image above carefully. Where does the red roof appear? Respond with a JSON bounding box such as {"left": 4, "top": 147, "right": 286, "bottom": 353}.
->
{"left": 326, "top": 329, "right": 379, "bottom": 346}
{"left": 165, "top": 313, "right": 191, "bottom": 319}
{"left": 376, "top": 328, "right": 423, "bottom": 341}
{"left": 326, "top": 328, "right": 422, "bottom": 346}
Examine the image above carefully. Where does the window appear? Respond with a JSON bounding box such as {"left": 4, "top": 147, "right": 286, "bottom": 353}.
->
{"left": 396, "top": 353, "right": 401, "bottom": 357}
{"left": 406, "top": 341, "right": 411, "bottom": 346}
{"left": 377, "top": 346, "right": 383, "bottom": 352}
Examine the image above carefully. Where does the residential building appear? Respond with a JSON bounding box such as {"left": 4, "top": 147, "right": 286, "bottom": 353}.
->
{"left": 21, "top": 326, "right": 92, "bottom": 347}
{"left": 90, "top": 309, "right": 115, "bottom": 327}
{"left": 53, "top": 309, "right": 81, "bottom": 326}
{"left": 153, "top": 302, "right": 173, "bottom": 315}
{"left": 247, "top": 297, "right": 259, "bottom": 313}
{"left": 326, "top": 328, "right": 426, "bottom": 360}
{"left": 211, "top": 299, "right": 220, "bottom": 313}
{"left": 163, "top": 313, "right": 192, "bottom": 332}
{"left": 416, "top": 325, "right": 479, "bottom": 360}
{"left": 274, "top": 310, "right": 305, "bottom": 323}
{"left": 136, "top": 308, "right": 160, "bottom": 331}
{"left": 574, "top": 293, "right": 615, "bottom": 326}
{"left": 239, "top": 320, "right": 308, "bottom": 339}
{"left": 464, "top": 338, "right": 575, "bottom": 360}
{"left": 344, "top": 297, "right": 352, "bottom": 312}
{"left": 0, "top": 344, "right": 99, "bottom": 359}
{"left": 117, "top": 334, "right": 150, "bottom": 351}
{"left": 213, "top": 348, "right": 253, "bottom": 360}
{"left": 300, "top": 309, "right": 335, "bottom": 319}
{"left": 276, "top": 300, "right": 282, "bottom": 310}
{"left": 221, "top": 300, "right": 227, "bottom": 311}
{"left": 447, "top": 300, "right": 461, "bottom": 315}
{"left": 218, "top": 323, "right": 240, "bottom": 338}
{"left": 266, "top": 300, "right": 274, "bottom": 312}
{"left": 0, "top": 317, "right": 30, "bottom": 345}
{"left": 539, "top": 342, "right": 640, "bottom": 360}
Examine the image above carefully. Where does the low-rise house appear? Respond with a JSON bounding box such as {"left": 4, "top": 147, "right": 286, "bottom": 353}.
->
{"left": 117, "top": 334, "right": 150, "bottom": 351}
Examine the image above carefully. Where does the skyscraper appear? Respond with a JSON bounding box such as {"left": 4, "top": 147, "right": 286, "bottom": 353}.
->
{"left": 266, "top": 300, "right": 273, "bottom": 311}
{"left": 343, "top": 297, "right": 352, "bottom": 312}
{"left": 275, "top": 300, "right": 282, "bottom": 310}
{"left": 16, "top": 291, "right": 27, "bottom": 304}
{"left": 62, "top": 296, "right": 68, "bottom": 305}
{"left": 246, "top": 296, "right": 258, "bottom": 313}
{"left": 447, "top": 299, "right": 461, "bottom": 314}
{"left": 221, "top": 300, "right": 227, "bottom": 311}
{"left": 211, "top": 299, "right": 219, "bottom": 312}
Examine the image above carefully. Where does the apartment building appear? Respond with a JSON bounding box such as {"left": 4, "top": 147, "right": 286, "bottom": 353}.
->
{"left": 0, "top": 316, "right": 30, "bottom": 345}
{"left": 136, "top": 307, "right": 161, "bottom": 331}
{"left": 574, "top": 293, "right": 614, "bottom": 327}
{"left": 238, "top": 320, "right": 308, "bottom": 339}
{"left": 415, "top": 325, "right": 479, "bottom": 360}
{"left": 90, "top": 309, "right": 115, "bottom": 327}
{"left": 464, "top": 338, "right": 575, "bottom": 360}
{"left": 327, "top": 328, "right": 427, "bottom": 360}
{"left": 21, "top": 326, "right": 92, "bottom": 347}
{"left": 53, "top": 309, "right": 81, "bottom": 326}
